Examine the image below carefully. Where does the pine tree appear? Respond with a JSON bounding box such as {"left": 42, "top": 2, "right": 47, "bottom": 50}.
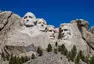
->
{"left": 15, "top": 56, "right": 19, "bottom": 64}
{"left": 55, "top": 42, "right": 58, "bottom": 47}
{"left": 9, "top": 56, "right": 13, "bottom": 64}
{"left": 61, "top": 44, "right": 65, "bottom": 54}
{"left": 61, "top": 44, "right": 67, "bottom": 55}
{"left": 79, "top": 50, "right": 85, "bottom": 61}
{"left": 17, "top": 57, "right": 23, "bottom": 64}
{"left": 63, "top": 48, "right": 68, "bottom": 56}
{"left": 75, "top": 54, "right": 80, "bottom": 64}
{"left": 6, "top": 54, "right": 10, "bottom": 61}
{"left": 24, "top": 56, "right": 29, "bottom": 62}
{"left": 9, "top": 55, "right": 15, "bottom": 64}
{"left": 21, "top": 56, "right": 25, "bottom": 63}
{"left": 13, "top": 56, "right": 17, "bottom": 64}
{"left": 54, "top": 48, "right": 58, "bottom": 54}
{"left": 1, "top": 52, "right": 5, "bottom": 61}
{"left": 89, "top": 56, "right": 94, "bottom": 64}
{"left": 70, "top": 45, "right": 77, "bottom": 61}
{"left": 67, "top": 51, "right": 71, "bottom": 61}
{"left": 84, "top": 56, "right": 89, "bottom": 64}
{"left": 37, "top": 46, "right": 43, "bottom": 56}
{"left": 9, "top": 54, "right": 29, "bottom": 64}
{"left": 61, "top": 44, "right": 65, "bottom": 50}
{"left": 58, "top": 45, "right": 62, "bottom": 52}
{"left": 47, "top": 44, "right": 52, "bottom": 52}
{"left": 18, "top": 57, "right": 22, "bottom": 64}
{"left": 57, "top": 44, "right": 68, "bottom": 56}
{"left": 31, "top": 53, "right": 35, "bottom": 59}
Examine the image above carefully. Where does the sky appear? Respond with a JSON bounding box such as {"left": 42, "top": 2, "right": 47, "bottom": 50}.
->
{"left": 0, "top": 0, "right": 94, "bottom": 27}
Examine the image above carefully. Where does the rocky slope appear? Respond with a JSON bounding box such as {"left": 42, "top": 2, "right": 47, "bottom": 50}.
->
{"left": 24, "top": 51, "right": 88, "bottom": 64}
{"left": 24, "top": 52, "right": 74, "bottom": 64}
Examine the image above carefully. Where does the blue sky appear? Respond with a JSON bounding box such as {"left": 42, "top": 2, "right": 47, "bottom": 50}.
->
{"left": 0, "top": 0, "right": 94, "bottom": 27}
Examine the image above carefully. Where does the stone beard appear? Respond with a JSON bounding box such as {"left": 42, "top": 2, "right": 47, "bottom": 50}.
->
{"left": 59, "top": 24, "right": 72, "bottom": 40}
{"left": 36, "top": 18, "right": 47, "bottom": 32}
{"left": 47, "top": 25, "right": 55, "bottom": 39}
{"left": 23, "top": 12, "right": 36, "bottom": 27}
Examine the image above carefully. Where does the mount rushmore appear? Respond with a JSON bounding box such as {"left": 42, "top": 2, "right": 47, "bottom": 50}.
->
{"left": 0, "top": 11, "right": 94, "bottom": 59}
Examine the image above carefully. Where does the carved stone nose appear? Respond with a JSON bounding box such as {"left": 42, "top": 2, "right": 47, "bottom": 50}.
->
{"left": 62, "top": 33, "right": 64, "bottom": 35}
{"left": 27, "top": 19, "right": 29, "bottom": 22}
{"left": 52, "top": 33, "right": 54, "bottom": 35}
{"left": 41, "top": 25, "right": 44, "bottom": 27}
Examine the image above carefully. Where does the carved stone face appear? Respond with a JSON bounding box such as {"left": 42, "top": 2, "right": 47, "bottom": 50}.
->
{"left": 23, "top": 12, "right": 36, "bottom": 27}
{"left": 47, "top": 25, "right": 55, "bottom": 39}
{"left": 36, "top": 18, "right": 47, "bottom": 32}
{"left": 60, "top": 24, "right": 71, "bottom": 40}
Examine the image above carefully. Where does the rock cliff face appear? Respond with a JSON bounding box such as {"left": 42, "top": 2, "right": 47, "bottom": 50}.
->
{"left": 0, "top": 11, "right": 94, "bottom": 64}
{"left": 57, "top": 19, "right": 90, "bottom": 55}
{"left": 0, "top": 11, "right": 22, "bottom": 54}
{"left": 74, "top": 19, "right": 94, "bottom": 55}
{"left": 0, "top": 11, "right": 56, "bottom": 56}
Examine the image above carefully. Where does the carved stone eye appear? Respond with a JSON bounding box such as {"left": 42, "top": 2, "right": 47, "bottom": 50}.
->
{"left": 38, "top": 22, "right": 41, "bottom": 24}
{"left": 29, "top": 16, "right": 32, "bottom": 18}
{"left": 48, "top": 30, "right": 54, "bottom": 32}
{"left": 54, "top": 30, "right": 56, "bottom": 33}
{"left": 49, "top": 30, "right": 52, "bottom": 32}
{"left": 43, "top": 22, "right": 46, "bottom": 24}
{"left": 61, "top": 30, "right": 63, "bottom": 32}
{"left": 64, "top": 29, "right": 68, "bottom": 31}
{"left": 24, "top": 16, "right": 27, "bottom": 19}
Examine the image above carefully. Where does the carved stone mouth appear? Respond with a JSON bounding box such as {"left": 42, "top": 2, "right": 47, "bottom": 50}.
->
{"left": 62, "top": 35, "right": 65, "bottom": 37}
{"left": 50, "top": 37, "right": 55, "bottom": 39}
{"left": 61, "top": 34, "right": 65, "bottom": 38}
{"left": 50, "top": 35, "right": 55, "bottom": 38}
{"left": 40, "top": 30, "right": 46, "bottom": 32}
{"left": 25, "top": 25, "right": 34, "bottom": 27}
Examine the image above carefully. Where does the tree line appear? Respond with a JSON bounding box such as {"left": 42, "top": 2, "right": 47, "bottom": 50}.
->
{"left": 1, "top": 42, "right": 94, "bottom": 64}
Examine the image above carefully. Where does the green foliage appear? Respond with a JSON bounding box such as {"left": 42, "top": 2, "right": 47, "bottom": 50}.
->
{"left": 89, "top": 56, "right": 94, "bottom": 64}
{"left": 6, "top": 54, "right": 10, "bottom": 61}
{"left": 55, "top": 44, "right": 94, "bottom": 64}
{"left": 58, "top": 44, "right": 65, "bottom": 53}
{"left": 54, "top": 48, "right": 58, "bottom": 54}
{"left": 84, "top": 56, "right": 89, "bottom": 64}
{"left": 9, "top": 55, "right": 23, "bottom": 64}
{"left": 37, "top": 46, "right": 43, "bottom": 56}
{"left": 31, "top": 53, "right": 35, "bottom": 59}
{"left": 9, "top": 54, "right": 30, "bottom": 64}
{"left": 74, "top": 50, "right": 90, "bottom": 64}
{"left": 60, "top": 44, "right": 68, "bottom": 56}
{"left": 70, "top": 45, "right": 77, "bottom": 61}
{"left": 2, "top": 44, "right": 94, "bottom": 64}
{"left": 61, "top": 44, "right": 65, "bottom": 51}
{"left": 67, "top": 51, "right": 71, "bottom": 61}
{"left": 78, "top": 50, "right": 85, "bottom": 61}
{"left": 75, "top": 53, "right": 80, "bottom": 64}
{"left": 9, "top": 55, "right": 13, "bottom": 64}
{"left": 47, "top": 44, "right": 52, "bottom": 52}
{"left": 58, "top": 45, "right": 62, "bottom": 52}
{"left": 1, "top": 52, "right": 6, "bottom": 61}
{"left": 24, "top": 56, "right": 30, "bottom": 62}
{"left": 20, "top": 56, "right": 25, "bottom": 63}
{"left": 63, "top": 48, "right": 68, "bottom": 56}
{"left": 55, "top": 42, "right": 58, "bottom": 47}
